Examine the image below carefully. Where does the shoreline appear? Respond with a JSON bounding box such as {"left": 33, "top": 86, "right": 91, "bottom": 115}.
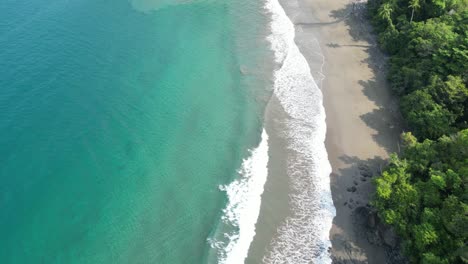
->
{"left": 282, "top": 0, "right": 403, "bottom": 262}
{"left": 246, "top": 0, "right": 334, "bottom": 262}
{"left": 247, "top": 0, "right": 402, "bottom": 262}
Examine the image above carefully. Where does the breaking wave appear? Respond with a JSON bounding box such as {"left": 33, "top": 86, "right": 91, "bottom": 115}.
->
{"left": 210, "top": 130, "right": 269, "bottom": 264}
{"left": 262, "top": 0, "right": 335, "bottom": 263}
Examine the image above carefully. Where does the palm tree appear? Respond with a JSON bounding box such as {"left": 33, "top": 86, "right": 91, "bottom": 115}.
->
{"left": 378, "top": 2, "right": 394, "bottom": 26}
{"left": 409, "top": 0, "right": 421, "bottom": 22}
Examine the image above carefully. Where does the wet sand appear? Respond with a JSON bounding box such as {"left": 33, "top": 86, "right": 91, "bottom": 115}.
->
{"left": 247, "top": 0, "right": 402, "bottom": 263}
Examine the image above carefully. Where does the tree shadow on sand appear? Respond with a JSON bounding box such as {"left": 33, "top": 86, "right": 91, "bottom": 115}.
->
{"left": 325, "top": 3, "right": 407, "bottom": 264}
{"left": 297, "top": 2, "right": 403, "bottom": 153}
{"left": 330, "top": 155, "right": 406, "bottom": 264}
{"left": 329, "top": 3, "right": 403, "bottom": 153}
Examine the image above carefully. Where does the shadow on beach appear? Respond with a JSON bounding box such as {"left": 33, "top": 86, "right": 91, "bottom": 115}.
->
{"left": 330, "top": 3, "right": 402, "bottom": 153}
{"left": 330, "top": 154, "right": 407, "bottom": 264}
{"left": 296, "top": 1, "right": 403, "bottom": 153}
{"left": 314, "top": 2, "right": 405, "bottom": 263}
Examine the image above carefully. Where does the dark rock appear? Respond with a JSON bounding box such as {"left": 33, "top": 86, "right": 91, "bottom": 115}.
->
{"left": 344, "top": 201, "right": 348, "bottom": 206}
{"left": 382, "top": 227, "right": 398, "bottom": 248}
{"left": 353, "top": 180, "right": 358, "bottom": 185}
{"left": 358, "top": 163, "right": 374, "bottom": 177}
{"left": 361, "top": 170, "right": 373, "bottom": 178}
{"left": 367, "top": 213, "right": 376, "bottom": 228}
{"left": 367, "top": 229, "right": 383, "bottom": 245}
{"left": 357, "top": 163, "right": 368, "bottom": 171}
{"left": 360, "top": 177, "right": 367, "bottom": 182}
{"left": 387, "top": 245, "right": 409, "bottom": 264}
{"left": 347, "top": 186, "right": 357, "bottom": 192}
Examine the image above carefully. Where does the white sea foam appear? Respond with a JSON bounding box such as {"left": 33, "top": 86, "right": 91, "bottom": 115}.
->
{"left": 211, "top": 130, "right": 269, "bottom": 264}
{"left": 262, "top": 0, "right": 336, "bottom": 263}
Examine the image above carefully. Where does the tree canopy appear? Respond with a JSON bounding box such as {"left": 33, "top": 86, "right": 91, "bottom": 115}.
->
{"left": 368, "top": 0, "right": 468, "bottom": 139}
{"left": 374, "top": 131, "right": 468, "bottom": 263}
{"left": 368, "top": 0, "right": 468, "bottom": 262}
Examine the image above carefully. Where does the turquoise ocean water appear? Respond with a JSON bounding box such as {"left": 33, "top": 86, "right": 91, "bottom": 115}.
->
{"left": 0, "top": 0, "right": 272, "bottom": 262}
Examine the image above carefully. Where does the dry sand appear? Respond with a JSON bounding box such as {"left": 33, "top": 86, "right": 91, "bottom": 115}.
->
{"left": 283, "top": 0, "right": 402, "bottom": 262}
{"left": 247, "top": 0, "right": 402, "bottom": 263}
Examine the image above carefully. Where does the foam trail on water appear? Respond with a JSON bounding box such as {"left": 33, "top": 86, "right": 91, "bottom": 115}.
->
{"left": 212, "top": 130, "right": 269, "bottom": 264}
{"left": 263, "top": 0, "right": 335, "bottom": 263}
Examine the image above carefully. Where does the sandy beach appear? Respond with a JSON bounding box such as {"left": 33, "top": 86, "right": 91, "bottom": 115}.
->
{"left": 247, "top": 0, "right": 402, "bottom": 262}
{"left": 283, "top": 0, "right": 403, "bottom": 262}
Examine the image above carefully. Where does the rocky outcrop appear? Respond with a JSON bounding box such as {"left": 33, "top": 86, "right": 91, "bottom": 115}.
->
{"left": 350, "top": 206, "right": 407, "bottom": 264}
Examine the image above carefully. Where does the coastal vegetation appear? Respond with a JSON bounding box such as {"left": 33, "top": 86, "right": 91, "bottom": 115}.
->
{"left": 373, "top": 131, "right": 467, "bottom": 263}
{"left": 367, "top": 0, "right": 468, "bottom": 262}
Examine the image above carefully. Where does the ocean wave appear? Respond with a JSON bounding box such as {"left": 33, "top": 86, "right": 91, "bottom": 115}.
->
{"left": 210, "top": 130, "right": 269, "bottom": 264}
{"left": 262, "top": 0, "right": 336, "bottom": 263}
